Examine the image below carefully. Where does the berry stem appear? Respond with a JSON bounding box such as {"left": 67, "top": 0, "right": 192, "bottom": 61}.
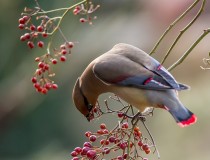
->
{"left": 168, "top": 28, "right": 210, "bottom": 71}
{"left": 149, "top": 0, "right": 201, "bottom": 55}
{"left": 126, "top": 118, "right": 139, "bottom": 160}
{"left": 142, "top": 120, "right": 160, "bottom": 159}
{"left": 161, "top": 0, "right": 206, "bottom": 65}
{"left": 37, "top": 8, "right": 70, "bottom": 14}
{"left": 48, "top": 0, "right": 87, "bottom": 36}
{"left": 58, "top": 27, "right": 68, "bottom": 42}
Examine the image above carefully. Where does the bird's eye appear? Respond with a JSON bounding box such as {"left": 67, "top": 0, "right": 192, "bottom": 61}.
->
{"left": 83, "top": 95, "right": 92, "bottom": 111}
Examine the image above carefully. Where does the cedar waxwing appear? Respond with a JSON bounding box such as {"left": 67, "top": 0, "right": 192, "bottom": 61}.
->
{"left": 72, "top": 43, "right": 197, "bottom": 127}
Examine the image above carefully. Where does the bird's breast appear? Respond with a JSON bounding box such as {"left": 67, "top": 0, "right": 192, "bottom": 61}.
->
{"left": 112, "top": 86, "right": 151, "bottom": 112}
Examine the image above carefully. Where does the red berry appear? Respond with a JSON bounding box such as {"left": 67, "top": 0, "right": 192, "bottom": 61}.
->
{"left": 34, "top": 83, "right": 40, "bottom": 89}
{"left": 75, "top": 6, "right": 81, "bottom": 10}
{"left": 35, "top": 57, "right": 40, "bottom": 62}
{"left": 81, "top": 147, "right": 91, "bottom": 155}
{"left": 44, "top": 64, "right": 49, "bottom": 70}
{"left": 27, "top": 41, "right": 34, "bottom": 49}
{"left": 85, "top": 131, "right": 91, "bottom": 137}
{"left": 97, "top": 129, "right": 104, "bottom": 135}
{"left": 20, "top": 35, "right": 26, "bottom": 41}
{"left": 60, "top": 44, "right": 66, "bottom": 50}
{"left": 142, "top": 144, "right": 149, "bottom": 151}
{"left": 38, "top": 62, "right": 45, "bottom": 68}
{"left": 105, "top": 140, "right": 109, "bottom": 145}
{"left": 45, "top": 83, "right": 51, "bottom": 90}
{"left": 109, "top": 136, "right": 115, "bottom": 143}
{"left": 145, "top": 149, "right": 151, "bottom": 154}
{"left": 41, "top": 88, "right": 48, "bottom": 94}
{"left": 134, "top": 126, "right": 139, "bottom": 132}
{"left": 134, "top": 130, "right": 141, "bottom": 138}
{"left": 122, "top": 122, "right": 129, "bottom": 129}
{"left": 31, "top": 77, "right": 37, "bottom": 83}
{"left": 36, "top": 69, "right": 42, "bottom": 75}
{"left": 86, "top": 150, "right": 96, "bottom": 159}
{"left": 24, "top": 33, "right": 31, "bottom": 40}
{"left": 19, "top": 18, "right": 25, "bottom": 24}
{"left": 36, "top": 87, "right": 42, "bottom": 93}
{"left": 130, "top": 142, "right": 134, "bottom": 148}
{"left": 93, "top": 107, "right": 98, "bottom": 113}
{"left": 100, "top": 139, "right": 106, "bottom": 145}
{"left": 51, "top": 84, "right": 58, "bottom": 90}
{"left": 42, "top": 32, "right": 48, "bottom": 38}
{"left": 103, "top": 147, "right": 110, "bottom": 154}
{"left": 80, "top": 18, "right": 86, "bottom": 23}
{"left": 103, "top": 129, "right": 109, "bottom": 134}
{"left": 83, "top": 142, "right": 92, "bottom": 148}
{"left": 123, "top": 153, "right": 128, "bottom": 159}
{"left": 23, "top": 16, "right": 29, "bottom": 21}
{"left": 52, "top": 59, "right": 58, "bottom": 64}
{"left": 89, "top": 135, "right": 97, "bottom": 142}
{"left": 71, "top": 151, "right": 78, "bottom": 157}
{"left": 18, "top": 24, "right": 24, "bottom": 29}
{"left": 138, "top": 141, "right": 143, "bottom": 147}
{"left": 67, "top": 42, "right": 74, "bottom": 48}
{"left": 61, "top": 49, "right": 67, "bottom": 55}
{"left": 100, "top": 123, "right": 106, "bottom": 129}
{"left": 60, "top": 55, "right": 66, "bottom": 62}
{"left": 119, "top": 142, "right": 127, "bottom": 150}
{"left": 37, "top": 41, "right": 44, "bottom": 48}
{"left": 30, "top": 24, "right": 36, "bottom": 31}
{"left": 118, "top": 112, "right": 124, "bottom": 118}
{"left": 74, "top": 147, "right": 82, "bottom": 153}
{"left": 37, "top": 25, "right": 44, "bottom": 32}
{"left": 117, "top": 156, "right": 123, "bottom": 160}
{"left": 73, "top": 6, "right": 80, "bottom": 15}
{"left": 73, "top": 9, "right": 79, "bottom": 15}
{"left": 72, "top": 157, "right": 79, "bottom": 160}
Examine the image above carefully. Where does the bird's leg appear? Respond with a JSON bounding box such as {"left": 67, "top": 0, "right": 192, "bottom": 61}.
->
{"left": 131, "top": 112, "right": 146, "bottom": 125}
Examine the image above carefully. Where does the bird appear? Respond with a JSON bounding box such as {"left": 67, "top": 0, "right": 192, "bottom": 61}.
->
{"left": 72, "top": 43, "right": 197, "bottom": 127}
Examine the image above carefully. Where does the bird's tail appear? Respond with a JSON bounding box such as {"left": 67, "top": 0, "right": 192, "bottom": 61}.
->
{"left": 164, "top": 104, "right": 197, "bottom": 127}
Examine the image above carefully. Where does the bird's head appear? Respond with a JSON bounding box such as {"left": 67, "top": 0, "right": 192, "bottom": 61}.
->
{"left": 72, "top": 78, "right": 94, "bottom": 121}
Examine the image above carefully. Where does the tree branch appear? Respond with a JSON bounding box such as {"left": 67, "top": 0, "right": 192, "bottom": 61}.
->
{"left": 168, "top": 28, "right": 210, "bottom": 71}
{"left": 149, "top": 0, "right": 201, "bottom": 55}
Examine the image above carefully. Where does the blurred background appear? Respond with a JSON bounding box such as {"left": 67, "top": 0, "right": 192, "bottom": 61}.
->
{"left": 0, "top": 0, "right": 210, "bottom": 159}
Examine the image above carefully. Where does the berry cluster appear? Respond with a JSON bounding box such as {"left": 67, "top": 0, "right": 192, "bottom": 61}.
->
{"left": 73, "top": 2, "right": 100, "bottom": 24}
{"left": 19, "top": 0, "right": 100, "bottom": 94}
{"left": 18, "top": 13, "right": 49, "bottom": 49}
{"left": 31, "top": 41, "right": 75, "bottom": 94}
{"left": 18, "top": 1, "right": 79, "bottom": 94}
{"left": 70, "top": 119, "right": 153, "bottom": 160}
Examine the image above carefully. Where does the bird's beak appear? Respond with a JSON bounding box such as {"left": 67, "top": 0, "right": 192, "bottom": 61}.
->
{"left": 86, "top": 112, "right": 94, "bottom": 122}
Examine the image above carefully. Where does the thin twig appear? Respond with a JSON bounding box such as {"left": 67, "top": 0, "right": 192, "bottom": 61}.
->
{"left": 168, "top": 28, "right": 210, "bottom": 71}
{"left": 142, "top": 120, "right": 160, "bottom": 159}
{"left": 38, "top": 8, "right": 69, "bottom": 14}
{"left": 161, "top": 0, "right": 206, "bottom": 64}
{"left": 48, "top": 0, "right": 87, "bottom": 35}
{"left": 149, "top": 0, "right": 201, "bottom": 55}
{"left": 126, "top": 118, "right": 139, "bottom": 160}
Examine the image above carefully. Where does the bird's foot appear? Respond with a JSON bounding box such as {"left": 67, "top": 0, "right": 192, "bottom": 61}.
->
{"left": 131, "top": 112, "right": 146, "bottom": 125}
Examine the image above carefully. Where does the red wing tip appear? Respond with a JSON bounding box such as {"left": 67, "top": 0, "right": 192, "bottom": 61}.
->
{"left": 178, "top": 114, "right": 197, "bottom": 127}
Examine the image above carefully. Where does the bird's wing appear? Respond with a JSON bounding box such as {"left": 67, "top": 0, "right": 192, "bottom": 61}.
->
{"left": 110, "top": 43, "right": 189, "bottom": 90}
{"left": 93, "top": 54, "right": 180, "bottom": 90}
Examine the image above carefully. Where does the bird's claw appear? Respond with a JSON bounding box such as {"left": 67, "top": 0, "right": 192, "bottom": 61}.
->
{"left": 131, "top": 112, "right": 146, "bottom": 125}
